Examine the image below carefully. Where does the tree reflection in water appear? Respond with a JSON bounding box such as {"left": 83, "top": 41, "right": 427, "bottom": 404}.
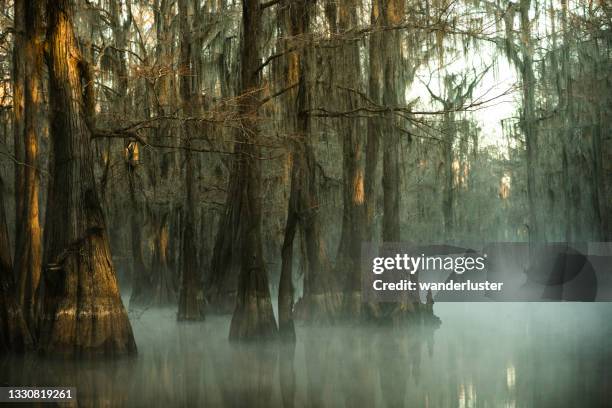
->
{"left": 1, "top": 304, "right": 610, "bottom": 407}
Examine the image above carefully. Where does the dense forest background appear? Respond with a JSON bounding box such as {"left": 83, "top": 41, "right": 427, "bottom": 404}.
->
{"left": 0, "top": 0, "right": 610, "bottom": 354}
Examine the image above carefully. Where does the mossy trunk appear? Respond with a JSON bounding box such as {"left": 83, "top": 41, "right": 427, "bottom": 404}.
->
{"left": 177, "top": 0, "right": 204, "bottom": 321}
{"left": 38, "top": 0, "right": 136, "bottom": 356}
{"left": 331, "top": 0, "right": 367, "bottom": 318}
{"left": 228, "top": 0, "right": 278, "bottom": 341}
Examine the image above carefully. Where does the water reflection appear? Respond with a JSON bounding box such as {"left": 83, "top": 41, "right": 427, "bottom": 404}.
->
{"left": 0, "top": 304, "right": 611, "bottom": 407}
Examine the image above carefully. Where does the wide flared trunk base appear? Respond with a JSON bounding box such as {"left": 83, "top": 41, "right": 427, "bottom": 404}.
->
{"left": 150, "top": 267, "right": 177, "bottom": 308}
{"left": 294, "top": 292, "right": 342, "bottom": 323}
{"left": 229, "top": 293, "right": 277, "bottom": 342}
{"left": 38, "top": 298, "right": 136, "bottom": 357}
{"left": 39, "top": 235, "right": 137, "bottom": 357}
{"left": 206, "top": 292, "right": 237, "bottom": 315}
{"left": 177, "top": 287, "right": 205, "bottom": 321}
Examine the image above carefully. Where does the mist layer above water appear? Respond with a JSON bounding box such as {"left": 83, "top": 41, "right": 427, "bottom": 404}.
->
{"left": 1, "top": 303, "right": 611, "bottom": 407}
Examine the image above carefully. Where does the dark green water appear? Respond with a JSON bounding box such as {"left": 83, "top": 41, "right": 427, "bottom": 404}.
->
{"left": 1, "top": 303, "right": 611, "bottom": 407}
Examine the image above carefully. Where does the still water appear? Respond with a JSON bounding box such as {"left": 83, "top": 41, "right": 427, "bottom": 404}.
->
{"left": 1, "top": 303, "right": 611, "bottom": 407}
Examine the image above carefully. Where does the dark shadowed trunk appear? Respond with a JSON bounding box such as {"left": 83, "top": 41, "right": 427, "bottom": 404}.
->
{"left": 207, "top": 174, "right": 242, "bottom": 313}
{"left": 381, "top": 19, "right": 401, "bottom": 245}
{"left": 280, "top": 0, "right": 340, "bottom": 334}
{"left": 127, "top": 160, "right": 151, "bottom": 309}
{"left": 0, "top": 176, "right": 32, "bottom": 354}
{"left": 228, "top": 0, "right": 277, "bottom": 341}
{"left": 279, "top": 168, "right": 297, "bottom": 338}
{"left": 38, "top": 0, "right": 136, "bottom": 356}
{"left": 380, "top": 0, "right": 420, "bottom": 321}
{"left": 442, "top": 111, "right": 455, "bottom": 241}
{"left": 177, "top": 0, "right": 205, "bottom": 321}
{"left": 330, "top": 0, "right": 367, "bottom": 319}
{"left": 150, "top": 210, "right": 177, "bottom": 306}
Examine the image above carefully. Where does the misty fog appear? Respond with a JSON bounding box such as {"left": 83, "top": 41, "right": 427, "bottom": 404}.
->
{"left": 2, "top": 302, "right": 610, "bottom": 407}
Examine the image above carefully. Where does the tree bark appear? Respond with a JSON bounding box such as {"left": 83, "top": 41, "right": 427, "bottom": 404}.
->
{"left": 177, "top": 0, "right": 205, "bottom": 321}
{"left": 279, "top": 168, "right": 297, "bottom": 339}
{"left": 364, "top": 0, "right": 383, "bottom": 240}
{"left": 127, "top": 163, "right": 151, "bottom": 309}
{"left": 228, "top": 0, "right": 277, "bottom": 341}
{"left": 280, "top": 0, "right": 340, "bottom": 330}
{"left": 331, "top": 0, "right": 367, "bottom": 318}
{"left": 39, "top": 0, "right": 136, "bottom": 356}
{"left": 442, "top": 112, "right": 455, "bottom": 241}
{"left": 0, "top": 176, "right": 32, "bottom": 354}
{"left": 13, "top": 0, "right": 44, "bottom": 331}
{"left": 381, "top": 0, "right": 421, "bottom": 320}
{"left": 207, "top": 175, "right": 242, "bottom": 313}
{"left": 149, "top": 210, "right": 177, "bottom": 306}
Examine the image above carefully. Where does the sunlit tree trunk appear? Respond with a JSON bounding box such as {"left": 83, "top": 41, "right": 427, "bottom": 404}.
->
{"left": 13, "top": 0, "right": 43, "bottom": 331}
{"left": 12, "top": 1, "right": 25, "bottom": 244}
{"left": 38, "top": 0, "right": 136, "bottom": 356}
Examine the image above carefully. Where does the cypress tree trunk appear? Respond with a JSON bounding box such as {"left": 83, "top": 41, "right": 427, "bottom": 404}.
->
{"left": 12, "top": 1, "right": 25, "bottom": 240}
{"left": 0, "top": 176, "right": 32, "bottom": 354}
{"left": 150, "top": 210, "right": 177, "bottom": 306}
{"left": 39, "top": 0, "right": 136, "bottom": 356}
{"left": 332, "top": 0, "right": 367, "bottom": 318}
{"left": 364, "top": 0, "right": 383, "bottom": 240}
{"left": 127, "top": 162, "right": 151, "bottom": 309}
{"left": 228, "top": 0, "right": 277, "bottom": 341}
{"left": 519, "top": 0, "right": 541, "bottom": 245}
{"left": 280, "top": 0, "right": 340, "bottom": 330}
{"left": 442, "top": 112, "right": 455, "bottom": 241}
{"left": 177, "top": 0, "right": 205, "bottom": 321}
{"left": 380, "top": 0, "right": 403, "bottom": 244}
{"left": 381, "top": 62, "right": 401, "bottom": 244}
{"left": 13, "top": 0, "right": 44, "bottom": 331}
{"left": 279, "top": 169, "right": 298, "bottom": 338}
{"left": 380, "top": 0, "right": 420, "bottom": 320}
{"left": 207, "top": 176, "right": 241, "bottom": 313}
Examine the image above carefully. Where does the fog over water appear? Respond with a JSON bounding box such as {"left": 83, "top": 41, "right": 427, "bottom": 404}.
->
{"left": 1, "top": 302, "right": 611, "bottom": 407}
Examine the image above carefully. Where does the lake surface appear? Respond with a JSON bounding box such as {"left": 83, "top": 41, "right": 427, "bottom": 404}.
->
{"left": 1, "top": 303, "right": 611, "bottom": 407}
